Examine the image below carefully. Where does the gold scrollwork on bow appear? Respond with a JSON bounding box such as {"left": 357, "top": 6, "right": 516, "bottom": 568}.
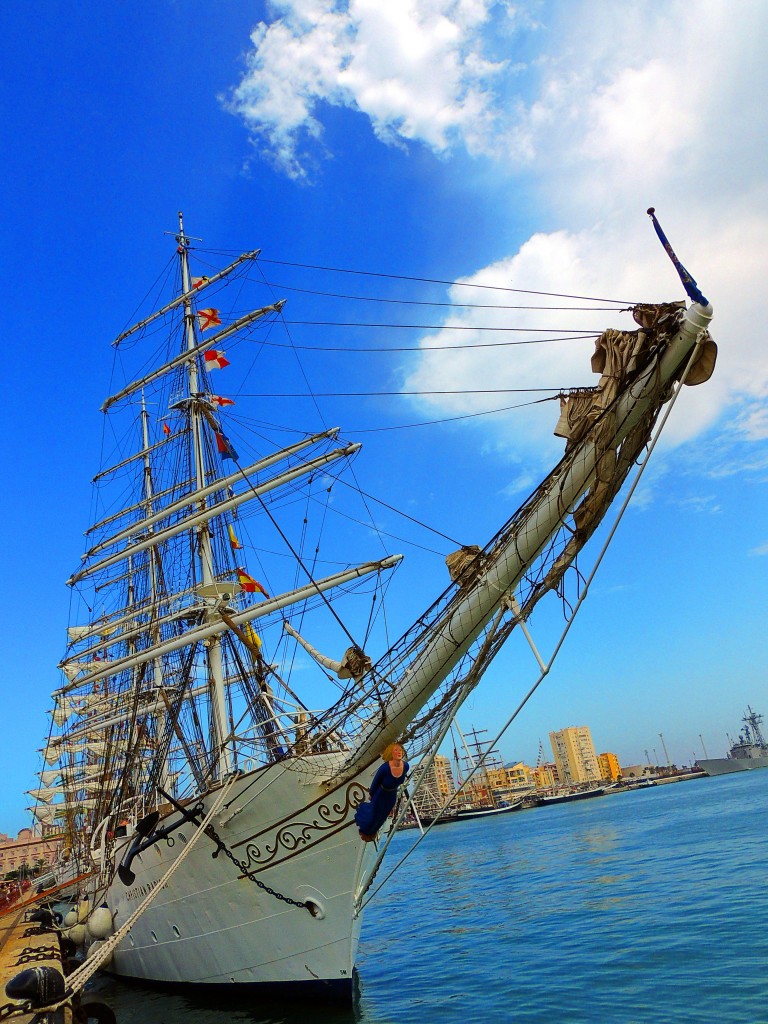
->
{"left": 241, "top": 781, "right": 367, "bottom": 870}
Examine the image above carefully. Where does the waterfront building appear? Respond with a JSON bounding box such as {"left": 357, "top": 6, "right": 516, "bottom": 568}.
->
{"left": 598, "top": 751, "right": 621, "bottom": 781}
{"left": 411, "top": 754, "right": 456, "bottom": 816}
{"left": 485, "top": 762, "right": 535, "bottom": 797}
{"left": 621, "top": 763, "right": 656, "bottom": 779}
{"left": 549, "top": 726, "right": 602, "bottom": 784}
{"left": 432, "top": 754, "right": 456, "bottom": 801}
{"left": 531, "top": 762, "right": 559, "bottom": 788}
{"left": 0, "top": 828, "right": 61, "bottom": 878}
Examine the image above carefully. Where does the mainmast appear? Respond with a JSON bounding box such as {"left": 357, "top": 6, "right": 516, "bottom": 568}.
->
{"left": 176, "top": 212, "right": 232, "bottom": 777}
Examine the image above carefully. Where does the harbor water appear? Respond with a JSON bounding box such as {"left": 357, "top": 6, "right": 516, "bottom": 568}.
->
{"left": 88, "top": 769, "right": 767, "bottom": 1023}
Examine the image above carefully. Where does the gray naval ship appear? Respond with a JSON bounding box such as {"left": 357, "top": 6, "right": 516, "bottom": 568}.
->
{"left": 698, "top": 707, "right": 768, "bottom": 776}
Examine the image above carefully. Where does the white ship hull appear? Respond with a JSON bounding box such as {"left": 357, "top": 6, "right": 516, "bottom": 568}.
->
{"left": 697, "top": 756, "right": 768, "bottom": 777}
{"left": 97, "top": 758, "right": 377, "bottom": 995}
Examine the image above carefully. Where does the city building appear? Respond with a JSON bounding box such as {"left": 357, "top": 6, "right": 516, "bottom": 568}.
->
{"left": 621, "top": 764, "right": 656, "bottom": 779}
{"left": 597, "top": 752, "right": 621, "bottom": 781}
{"left": 411, "top": 754, "right": 456, "bottom": 817}
{"left": 431, "top": 754, "right": 456, "bottom": 801}
{"left": 485, "top": 762, "right": 535, "bottom": 798}
{"left": 531, "top": 761, "right": 559, "bottom": 789}
{"left": 0, "top": 828, "right": 61, "bottom": 878}
{"left": 549, "top": 726, "right": 602, "bottom": 784}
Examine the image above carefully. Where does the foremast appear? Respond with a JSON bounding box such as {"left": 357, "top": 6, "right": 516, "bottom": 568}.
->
{"left": 52, "top": 221, "right": 404, "bottom": 820}
{"left": 175, "top": 213, "right": 231, "bottom": 776}
{"left": 338, "top": 299, "right": 714, "bottom": 779}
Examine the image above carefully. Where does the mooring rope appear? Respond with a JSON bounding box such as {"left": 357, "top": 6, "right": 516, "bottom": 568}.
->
{"left": 45, "top": 775, "right": 238, "bottom": 1011}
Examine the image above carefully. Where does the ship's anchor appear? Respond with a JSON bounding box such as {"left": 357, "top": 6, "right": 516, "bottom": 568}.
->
{"left": 117, "top": 788, "right": 205, "bottom": 886}
{"left": 117, "top": 789, "right": 315, "bottom": 914}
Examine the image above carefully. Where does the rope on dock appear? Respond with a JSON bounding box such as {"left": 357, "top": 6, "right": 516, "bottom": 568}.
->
{"left": 43, "top": 776, "right": 238, "bottom": 1013}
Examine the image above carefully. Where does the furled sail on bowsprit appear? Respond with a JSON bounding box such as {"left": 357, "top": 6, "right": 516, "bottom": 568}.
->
{"left": 305, "top": 300, "right": 716, "bottom": 779}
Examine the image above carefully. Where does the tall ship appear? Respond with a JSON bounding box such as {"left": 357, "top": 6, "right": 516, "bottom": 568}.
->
{"left": 28, "top": 212, "right": 715, "bottom": 1000}
{"left": 697, "top": 707, "right": 768, "bottom": 777}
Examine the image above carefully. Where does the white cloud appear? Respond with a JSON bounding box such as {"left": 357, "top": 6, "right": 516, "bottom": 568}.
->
{"left": 395, "top": 1, "right": 768, "bottom": 468}
{"left": 674, "top": 495, "right": 722, "bottom": 515}
{"left": 227, "top": 0, "right": 508, "bottom": 179}
{"left": 227, "top": 0, "right": 768, "bottom": 474}
{"left": 398, "top": 216, "right": 755, "bottom": 462}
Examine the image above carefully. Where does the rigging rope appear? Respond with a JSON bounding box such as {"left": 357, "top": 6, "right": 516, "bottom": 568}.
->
{"left": 236, "top": 333, "right": 598, "bottom": 352}
{"left": 192, "top": 250, "right": 632, "bottom": 310}
{"left": 236, "top": 388, "right": 563, "bottom": 397}
{"left": 245, "top": 280, "right": 629, "bottom": 313}
{"left": 48, "top": 776, "right": 238, "bottom": 1010}
{"left": 230, "top": 458, "right": 363, "bottom": 652}
{"left": 240, "top": 254, "right": 639, "bottom": 306}
{"left": 357, "top": 324, "right": 708, "bottom": 909}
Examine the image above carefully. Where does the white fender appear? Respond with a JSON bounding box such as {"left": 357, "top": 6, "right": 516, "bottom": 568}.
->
{"left": 87, "top": 904, "right": 114, "bottom": 940}
{"left": 66, "top": 923, "right": 87, "bottom": 945}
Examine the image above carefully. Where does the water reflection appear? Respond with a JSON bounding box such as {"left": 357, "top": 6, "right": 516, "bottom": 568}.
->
{"left": 88, "top": 972, "right": 374, "bottom": 1024}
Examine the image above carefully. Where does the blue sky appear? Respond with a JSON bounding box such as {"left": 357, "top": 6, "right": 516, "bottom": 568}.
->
{"left": 1, "top": 1, "right": 766, "bottom": 834}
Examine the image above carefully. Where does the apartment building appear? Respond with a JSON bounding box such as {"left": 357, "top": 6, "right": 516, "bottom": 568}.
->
{"left": 549, "top": 726, "right": 602, "bottom": 784}
{"left": 411, "top": 754, "right": 456, "bottom": 816}
{"left": 597, "top": 751, "right": 621, "bottom": 781}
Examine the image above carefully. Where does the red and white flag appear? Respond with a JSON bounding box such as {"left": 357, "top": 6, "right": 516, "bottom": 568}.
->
{"left": 191, "top": 276, "right": 209, "bottom": 290}
{"left": 204, "top": 349, "right": 230, "bottom": 370}
{"left": 197, "top": 308, "right": 222, "bottom": 331}
{"left": 209, "top": 395, "right": 235, "bottom": 408}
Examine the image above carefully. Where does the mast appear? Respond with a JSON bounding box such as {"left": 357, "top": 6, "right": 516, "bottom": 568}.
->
{"left": 83, "top": 428, "right": 343, "bottom": 557}
{"left": 68, "top": 441, "right": 360, "bottom": 585}
{"left": 743, "top": 707, "right": 765, "bottom": 747}
{"left": 458, "top": 723, "right": 499, "bottom": 807}
{"left": 111, "top": 249, "right": 261, "bottom": 348}
{"left": 141, "top": 395, "right": 170, "bottom": 795}
{"left": 176, "top": 212, "right": 231, "bottom": 777}
{"left": 56, "top": 556, "right": 402, "bottom": 695}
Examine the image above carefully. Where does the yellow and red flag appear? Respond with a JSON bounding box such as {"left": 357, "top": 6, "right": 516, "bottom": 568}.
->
{"left": 228, "top": 525, "right": 242, "bottom": 550}
{"left": 237, "top": 568, "right": 269, "bottom": 597}
{"left": 243, "top": 624, "right": 262, "bottom": 649}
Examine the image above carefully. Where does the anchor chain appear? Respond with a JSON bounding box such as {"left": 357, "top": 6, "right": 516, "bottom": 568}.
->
{"left": 14, "top": 945, "right": 61, "bottom": 965}
{"left": 0, "top": 1003, "right": 28, "bottom": 1021}
{"left": 202, "top": 821, "right": 312, "bottom": 913}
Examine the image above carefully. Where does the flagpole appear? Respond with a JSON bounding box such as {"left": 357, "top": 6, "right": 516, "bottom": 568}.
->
{"left": 647, "top": 207, "right": 708, "bottom": 306}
